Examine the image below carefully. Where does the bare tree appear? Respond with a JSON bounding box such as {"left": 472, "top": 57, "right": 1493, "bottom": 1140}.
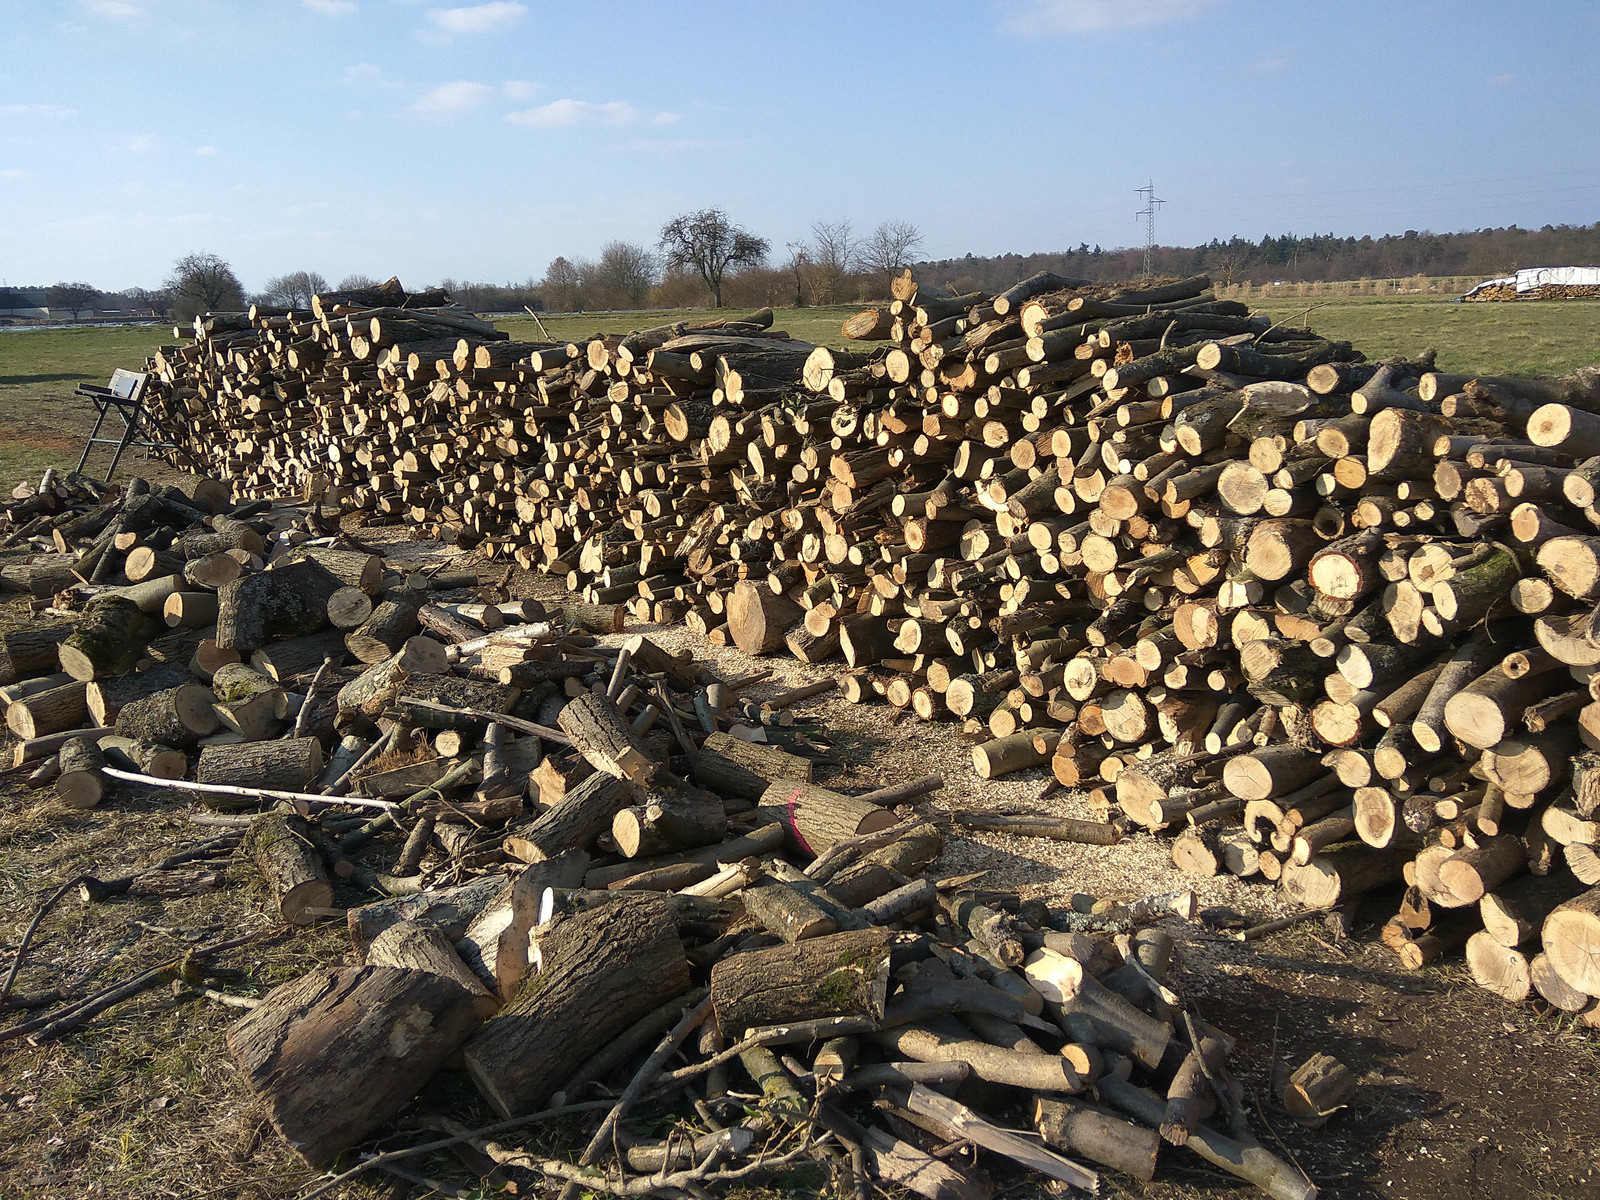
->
{"left": 594, "top": 241, "right": 658, "bottom": 309}
{"left": 658, "top": 209, "right": 768, "bottom": 308}
{"left": 859, "top": 220, "right": 925, "bottom": 278}
{"left": 44, "top": 281, "right": 101, "bottom": 319}
{"left": 165, "top": 251, "right": 245, "bottom": 320}
{"left": 804, "top": 219, "right": 856, "bottom": 304}
{"left": 784, "top": 241, "right": 811, "bottom": 307}
{"left": 337, "top": 272, "right": 378, "bottom": 290}
{"left": 541, "top": 256, "right": 588, "bottom": 312}
{"left": 257, "top": 270, "right": 329, "bottom": 309}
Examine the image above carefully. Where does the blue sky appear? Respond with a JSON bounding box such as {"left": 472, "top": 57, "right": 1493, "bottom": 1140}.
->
{"left": 2, "top": 0, "right": 1598, "bottom": 292}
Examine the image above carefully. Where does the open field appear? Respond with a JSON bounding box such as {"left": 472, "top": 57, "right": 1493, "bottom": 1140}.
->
{"left": 3, "top": 296, "right": 1595, "bottom": 487}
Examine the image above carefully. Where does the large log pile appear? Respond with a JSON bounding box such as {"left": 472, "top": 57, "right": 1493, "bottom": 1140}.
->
{"left": 122, "top": 272, "right": 1600, "bottom": 1021}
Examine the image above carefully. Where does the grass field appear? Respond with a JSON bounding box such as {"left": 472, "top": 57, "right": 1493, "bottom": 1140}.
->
{"left": 1, "top": 296, "right": 1596, "bottom": 486}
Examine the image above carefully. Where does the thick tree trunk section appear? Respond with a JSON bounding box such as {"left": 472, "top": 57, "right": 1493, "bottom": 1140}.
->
{"left": 612, "top": 787, "right": 727, "bottom": 858}
{"left": 55, "top": 736, "right": 106, "bottom": 808}
{"left": 1033, "top": 1096, "right": 1159, "bottom": 1181}
{"left": 1542, "top": 885, "right": 1600, "bottom": 995}
{"left": 502, "top": 772, "right": 639, "bottom": 863}
{"left": 226, "top": 965, "right": 483, "bottom": 1166}
{"left": 243, "top": 812, "right": 334, "bottom": 925}
{"left": 462, "top": 893, "right": 689, "bottom": 1117}
{"left": 556, "top": 690, "right": 658, "bottom": 782}
{"left": 113, "top": 684, "right": 220, "bottom": 748}
{"left": 364, "top": 920, "right": 499, "bottom": 1018}
{"left": 709, "top": 927, "right": 892, "bottom": 1036}
{"left": 6, "top": 681, "right": 89, "bottom": 739}
{"left": 97, "top": 734, "right": 187, "bottom": 779}
{"left": 58, "top": 597, "right": 146, "bottom": 681}
{"left": 455, "top": 851, "right": 589, "bottom": 1000}
{"left": 691, "top": 730, "right": 814, "bottom": 798}
{"left": 196, "top": 737, "right": 324, "bottom": 794}
{"left": 215, "top": 560, "right": 343, "bottom": 651}
{"left": 85, "top": 662, "right": 189, "bottom": 727}
{"left": 345, "top": 596, "right": 423, "bottom": 664}
{"left": 0, "top": 625, "right": 74, "bottom": 685}
{"left": 727, "top": 580, "right": 802, "bottom": 655}
{"left": 756, "top": 779, "right": 900, "bottom": 856}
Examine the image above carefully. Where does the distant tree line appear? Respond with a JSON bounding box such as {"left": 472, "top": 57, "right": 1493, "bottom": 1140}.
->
{"left": 912, "top": 222, "right": 1600, "bottom": 294}
{"left": 18, "top": 217, "right": 1590, "bottom": 323}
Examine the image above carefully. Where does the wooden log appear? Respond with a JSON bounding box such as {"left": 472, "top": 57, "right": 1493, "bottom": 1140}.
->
{"left": 1281, "top": 842, "right": 1410, "bottom": 908}
{"left": 226, "top": 965, "right": 483, "bottom": 1167}
{"left": 347, "top": 874, "right": 510, "bottom": 957}
{"left": 1223, "top": 746, "right": 1323, "bottom": 801}
{"left": 251, "top": 629, "right": 349, "bottom": 682}
{"left": 215, "top": 560, "right": 343, "bottom": 651}
{"left": 691, "top": 730, "right": 814, "bottom": 798}
{"left": 743, "top": 880, "right": 839, "bottom": 942}
{"left": 1541, "top": 885, "right": 1600, "bottom": 995}
{"left": 7, "top": 681, "right": 89, "bottom": 739}
{"left": 1282, "top": 1052, "right": 1359, "bottom": 1126}
{"left": 242, "top": 813, "right": 334, "bottom": 925}
{"left": 196, "top": 738, "right": 324, "bottom": 796}
{"left": 876, "top": 1017, "right": 1085, "bottom": 1092}
{"left": 461, "top": 893, "right": 689, "bottom": 1117}
{"left": 334, "top": 637, "right": 448, "bottom": 719}
{"left": 556, "top": 690, "right": 657, "bottom": 783}
{"left": 503, "top": 772, "right": 638, "bottom": 863}
{"left": 1465, "top": 931, "right": 1533, "bottom": 1002}
{"left": 455, "top": 852, "right": 589, "bottom": 1001}
{"left": 1033, "top": 1095, "right": 1159, "bottom": 1182}
{"left": 111, "top": 684, "right": 220, "bottom": 748}
{"left": 1481, "top": 871, "right": 1587, "bottom": 946}
{"left": 0, "top": 625, "right": 74, "bottom": 686}
{"left": 54, "top": 736, "right": 106, "bottom": 808}
{"left": 364, "top": 921, "right": 499, "bottom": 1019}
{"left": 97, "top": 733, "right": 186, "bottom": 779}
{"left": 281, "top": 545, "right": 384, "bottom": 593}
{"left": 344, "top": 595, "right": 422, "bottom": 663}
{"left": 709, "top": 927, "right": 891, "bottom": 1035}
{"left": 612, "top": 787, "right": 727, "bottom": 858}
{"left": 58, "top": 597, "right": 146, "bottom": 681}
{"left": 727, "top": 580, "right": 802, "bottom": 655}
{"left": 756, "top": 779, "right": 900, "bottom": 856}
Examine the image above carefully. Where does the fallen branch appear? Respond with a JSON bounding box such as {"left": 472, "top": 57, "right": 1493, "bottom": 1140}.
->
{"left": 1, "top": 878, "right": 81, "bottom": 1004}
{"left": 101, "top": 766, "right": 397, "bottom": 812}
{"left": 398, "top": 696, "right": 572, "bottom": 745}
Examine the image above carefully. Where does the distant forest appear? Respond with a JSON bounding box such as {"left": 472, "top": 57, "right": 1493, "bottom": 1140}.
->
{"left": 911, "top": 223, "right": 1600, "bottom": 294}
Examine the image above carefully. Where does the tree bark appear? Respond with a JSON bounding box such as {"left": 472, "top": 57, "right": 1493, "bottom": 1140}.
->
{"left": 242, "top": 812, "right": 334, "bottom": 925}
{"left": 226, "top": 965, "right": 483, "bottom": 1166}
{"left": 710, "top": 927, "right": 893, "bottom": 1036}
{"left": 462, "top": 893, "right": 689, "bottom": 1117}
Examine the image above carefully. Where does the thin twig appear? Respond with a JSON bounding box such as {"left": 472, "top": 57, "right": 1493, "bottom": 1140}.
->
{"left": 295, "top": 1099, "right": 617, "bottom": 1200}
{"left": 289, "top": 656, "right": 334, "bottom": 739}
{"left": 1, "top": 878, "right": 81, "bottom": 1003}
{"left": 398, "top": 697, "right": 571, "bottom": 744}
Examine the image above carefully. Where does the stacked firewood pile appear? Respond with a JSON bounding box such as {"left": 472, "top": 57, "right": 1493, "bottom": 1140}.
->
{"left": 126, "top": 270, "right": 1600, "bottom": 1025}
{"left": 0, "top": 478, "right": 1330, "bottom": 1197}
{"left": 1465, "top": 282, "right": 1600, "bottom": 302}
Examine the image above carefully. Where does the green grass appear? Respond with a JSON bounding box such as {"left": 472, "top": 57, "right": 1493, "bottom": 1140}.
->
{"left": 1, "top": 296, "right": 1595, "bottom": 490}
{"left": 1246, "top": 293, "right": 1600, "bottom": 376}
{"left": 0, "top": 325, "right": 174, "bottom": 484}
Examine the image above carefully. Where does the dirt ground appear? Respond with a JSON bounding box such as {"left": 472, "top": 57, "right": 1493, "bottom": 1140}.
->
{"left": 0, "top": 524, "right": 1596, "bottom": 1200}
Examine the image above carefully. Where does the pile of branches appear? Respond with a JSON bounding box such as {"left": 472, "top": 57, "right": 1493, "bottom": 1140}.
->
{"left": 0, "top": 476, "right": 1334, "bottom": 1198}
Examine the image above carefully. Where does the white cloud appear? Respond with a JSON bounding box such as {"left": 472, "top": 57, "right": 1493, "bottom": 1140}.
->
{"left": 651, "top": 111, "right": 682, "bottom": 126}
{"left": 195, "top": 145, "right": 217, "bottom": 156}
{"left": 505, "top": 98, "right": 636, "bottom": 128}
{"left": 426, "top": 2, "right": 525, "bottom": 33}
{"left": 1487, "top": 73, "right": 1517, "bottom": 88}
{"left": 0, "top": 168, "right": 31, "bottom": 180}
{"left": 997, "top": 0, "right": 1215, "bottom": 36}
{"left": 0, "top": 104, "right": 76, "bottom": 118}
{"left": 83, "top": 0, "right": 143, "bottom": 17}
{"left": 124, "top": 134, "right": 155, "bottom": 152}
{"left": 304, "top": 0, "right": 358, "bottom": 13}
{"left": 412, "top": 80, "right": 493, "bottom": 115}
{"left": 503, "top": 80, "right": 538, "bottom": 101}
